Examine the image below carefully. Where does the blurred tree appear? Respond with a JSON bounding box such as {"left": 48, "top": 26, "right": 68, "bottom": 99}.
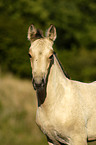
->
{"left": 0, "top": 0, "right": 96, "bottom": 81}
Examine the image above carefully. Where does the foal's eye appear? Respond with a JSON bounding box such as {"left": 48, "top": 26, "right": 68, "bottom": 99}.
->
{"left": 28, "top": 53, "right": 32, "bottom": 58}
{"left": 49, "top": 54, "right": 53, "bottom": 60}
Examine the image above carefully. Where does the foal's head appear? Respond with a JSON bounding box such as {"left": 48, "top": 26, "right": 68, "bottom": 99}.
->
{"left": 28, "top": 24, "right": 57, "bottom": 90}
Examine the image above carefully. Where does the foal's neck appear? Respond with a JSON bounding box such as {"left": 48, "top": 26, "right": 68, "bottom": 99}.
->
{"left": 36, "top": 55, "right": 68, "bottom": 107}
{"left": 48, "top": 55, "right": 68, "bottom": 85}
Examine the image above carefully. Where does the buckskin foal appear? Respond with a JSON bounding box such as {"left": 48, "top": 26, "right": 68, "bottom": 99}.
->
{"left": 28, "top": 24, "right": 96, "bottom": 145}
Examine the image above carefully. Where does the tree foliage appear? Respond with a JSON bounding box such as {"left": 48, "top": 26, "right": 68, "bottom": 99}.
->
{"left": 0, "top": 0, "right": 96, "bottom": 81}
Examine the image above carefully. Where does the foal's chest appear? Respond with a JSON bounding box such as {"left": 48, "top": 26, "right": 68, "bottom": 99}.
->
{"left": 36, "top": 107, "right": 55, "bottom": 135}
{"left": 36, "top": 106, "right": 70, "bottom": 144}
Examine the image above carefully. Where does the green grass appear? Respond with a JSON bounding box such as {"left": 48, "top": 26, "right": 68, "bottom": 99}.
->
{"left": 0, "top": 74, "right": 96, "bottom": 145}
{"left": 0, "top": 74, "right": 47, "bottom": 145}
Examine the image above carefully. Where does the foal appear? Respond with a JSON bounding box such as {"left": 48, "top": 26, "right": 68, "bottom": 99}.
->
{"left": 28, "top": 24, "right": 96, "bottom": 145}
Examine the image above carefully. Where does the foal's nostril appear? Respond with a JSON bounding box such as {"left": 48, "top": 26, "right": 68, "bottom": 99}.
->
{"left": 35, "top": 83, "right": 41, "bottom": 87}
{"left": 42, "top": 78, "right": 44, "bottom": 84}
{"left": 32, "top": 77, "right": 45, "bottom": 90}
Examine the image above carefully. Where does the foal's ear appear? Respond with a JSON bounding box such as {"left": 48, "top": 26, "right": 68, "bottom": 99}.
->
{"left": 28, "top": 24, "right": 37, "bottom": 42}
{"left": 46, "top": 25, "right": 57, "bottom": 41}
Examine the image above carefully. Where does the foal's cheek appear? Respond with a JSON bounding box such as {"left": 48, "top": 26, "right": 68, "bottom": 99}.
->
{"left": 46, "top": 61, "right": 50, "bottom": 71}
{"left": 30, "top": 60, "right": 33, "bottom": 68}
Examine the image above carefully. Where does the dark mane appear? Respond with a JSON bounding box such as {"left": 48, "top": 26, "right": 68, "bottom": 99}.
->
{"left": 35, "top": 29, "right": 44, "bottom": 39}
{"left": 53, "top": 52, "right": 70, "bottom": 79}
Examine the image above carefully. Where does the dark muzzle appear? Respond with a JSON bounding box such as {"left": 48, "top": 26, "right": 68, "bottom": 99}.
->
{"left": 32, "top": 77, "right": 45, "bottom": 90}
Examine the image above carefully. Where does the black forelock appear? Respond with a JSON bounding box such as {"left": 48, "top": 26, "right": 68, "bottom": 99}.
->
{"left": 35, "top": 29, "right": 44, "bottom": 39}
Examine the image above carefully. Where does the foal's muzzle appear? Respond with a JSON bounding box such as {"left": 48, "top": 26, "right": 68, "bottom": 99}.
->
{"left": 32, "top": 77, "right": 45, "bottom": 90}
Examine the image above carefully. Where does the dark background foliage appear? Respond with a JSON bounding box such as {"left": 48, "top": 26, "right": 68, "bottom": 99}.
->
{"left": 0, "top": 1, "right": 96, "bottom": 145}
{"left": 0, "top": 0, "right": 96, "bottom": 81}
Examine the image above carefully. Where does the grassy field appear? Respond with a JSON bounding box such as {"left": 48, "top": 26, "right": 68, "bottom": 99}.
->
{"left": 0, "top": 74, "right": 96, "bottom": 145}
{"left": 0, "top": 74, "right": 47, "bottom": 145}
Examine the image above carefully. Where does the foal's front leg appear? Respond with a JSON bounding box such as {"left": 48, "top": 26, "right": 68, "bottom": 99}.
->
{"left": 48, "top": 142, "right": 54, "bottom": 145}
{"left": 47, "top": 137, "right": 59, "bottom": 145}
{"left": 47, "top": 137, "right": 54, "bottom": 145}
{"left": 47, "top": 137, "right": 60, "bottom": 145}
{"left": 48, "top": 141, "right": 60, "bottom": 145}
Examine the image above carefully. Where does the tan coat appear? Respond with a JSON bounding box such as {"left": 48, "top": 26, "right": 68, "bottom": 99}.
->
{"left": 28, "top": 24, "right": 96, "bottom": 145}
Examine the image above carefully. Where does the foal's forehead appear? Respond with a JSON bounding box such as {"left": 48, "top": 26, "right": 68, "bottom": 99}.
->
{"left": 30, "top": 38, "right": 53, "bottom": 53}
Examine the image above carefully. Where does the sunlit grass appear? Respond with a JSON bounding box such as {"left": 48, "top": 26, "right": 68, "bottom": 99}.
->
{"left": 0, "top": 74, "right": 96, "bottom": 145}
{"left": 0, "top": 74, "right": 47, "bottom": 145}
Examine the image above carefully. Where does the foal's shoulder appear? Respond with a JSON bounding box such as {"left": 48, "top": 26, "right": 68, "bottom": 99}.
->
{"left": 69, "top": 79, "right": 96, "bottom": 90}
